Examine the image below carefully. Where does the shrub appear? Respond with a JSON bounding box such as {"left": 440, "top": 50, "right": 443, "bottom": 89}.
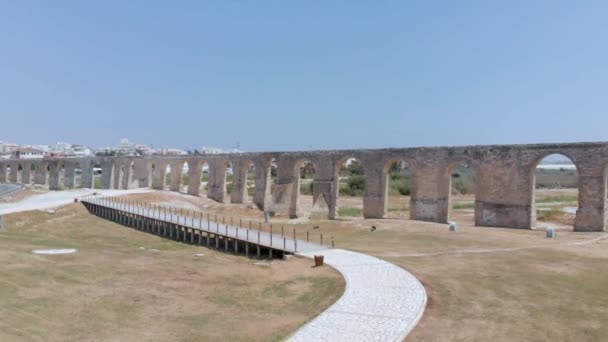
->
{"left": 300, "top": 182, "right": 313, "bottom": 195}
{"left": 388, "top": 172, "right": 410, "bottom": 196}
{"left": 340, "top": 175, "right": 365, "bottom": 196}
{"left": 537, "top": 208, "right": 563, "bottom": 222}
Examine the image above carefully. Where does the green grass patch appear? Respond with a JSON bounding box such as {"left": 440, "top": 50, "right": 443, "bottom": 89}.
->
{"left": 537, "top": 208, "right": 563, "bottom": 221}
{"left": 538, "top": 195, "right": 578, "bottom": 203}
{"left": 338, "top": 207, "right": 363, "bottom": 217}
{"left": 452, "top": 202, "right": 475, "bottom": 210}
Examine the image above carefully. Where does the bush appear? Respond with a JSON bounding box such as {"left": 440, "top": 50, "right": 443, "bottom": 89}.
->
{"left": 226, "top": 183, "right": 233, "bottom": 194}
{"left": 300, "top": 182, "right": 313, "bottom": 195}
{"left": 340, "top": 175, "right": 365, "bottom": 196}
{"left": 388, "top": 172, "right": 410, "bottom": 196}
{"left": 537, "top": 208, "right": 563, "bottom": 222}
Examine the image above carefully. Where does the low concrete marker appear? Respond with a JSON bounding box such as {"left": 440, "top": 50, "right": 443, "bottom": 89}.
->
{"left": 546, "top": 226, "right": 556, "bottom": 238}
{"left": 449, "top": 221, "right": 457, "bottom": 232}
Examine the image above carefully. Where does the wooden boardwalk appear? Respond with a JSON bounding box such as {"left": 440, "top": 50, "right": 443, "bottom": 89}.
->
{"left": 81, "top": 196, "right": 328, "bottom": 258}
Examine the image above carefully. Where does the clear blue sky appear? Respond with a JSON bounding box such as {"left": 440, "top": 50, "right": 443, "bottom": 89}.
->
{"left": 1, "top": 1, "right": 606, "bottom": 151}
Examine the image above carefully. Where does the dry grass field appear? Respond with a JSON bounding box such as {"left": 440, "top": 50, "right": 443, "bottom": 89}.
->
{"left": 120, "top": 190, "right": 608, "bottom": 341}
{"left": 0, "top": 204, "right": 344, "bottom": 342}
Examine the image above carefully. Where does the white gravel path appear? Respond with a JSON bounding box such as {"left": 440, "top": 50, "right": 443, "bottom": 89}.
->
{"left": 289, "top": 249, "right": 427, "bottom": 342}
{"left": 1, "top": 189, "right": 428, "bottom": 341}
{"left": 0, "top": 188, "right": 153, "bottom": 215}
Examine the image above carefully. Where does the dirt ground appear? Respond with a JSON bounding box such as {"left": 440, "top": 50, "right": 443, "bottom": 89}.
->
{"left": 0, "top": 186, "right": 47, "bottom": 204}
{"left": 0, "top": 204, "right": 344, "bottom": 342}
{"left": 121, "top": 190, "right": 608, "bottom": 341}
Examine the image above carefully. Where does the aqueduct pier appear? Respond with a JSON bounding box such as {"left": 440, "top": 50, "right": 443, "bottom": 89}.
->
{"left": 1, "top": 141, "right": 607, "bottom": 232}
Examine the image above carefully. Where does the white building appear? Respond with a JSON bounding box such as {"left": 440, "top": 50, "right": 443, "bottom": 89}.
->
{"left": 115, "top": 138, "right": 153, "bottom": 156}
{"left": 12, "top": 148, "right": 45, "bottom": 159}
{"left": 72, "top": 145, "right": 93, "bottom": 157}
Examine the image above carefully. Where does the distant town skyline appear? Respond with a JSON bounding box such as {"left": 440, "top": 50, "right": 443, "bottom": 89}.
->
{"left": 1, "top": 2, "right": 607, "bottom": 151}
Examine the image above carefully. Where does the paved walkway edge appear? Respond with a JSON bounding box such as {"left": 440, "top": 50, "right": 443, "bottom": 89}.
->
{"left": 288, "top": 249, "right": 427, "bottom": 342}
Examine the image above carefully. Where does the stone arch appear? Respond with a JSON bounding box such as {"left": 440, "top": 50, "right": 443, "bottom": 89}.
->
{"left": 17, "top": 164, "right": 23, "bottom": 183}
{"left": 335, "top": 156, "right": 366, "bottom": 218}
{"left": 118, "top": 164, "right": 126, "bottom": 189}
{"left": 6, "top": 163, "right": 15, "bottom": 183}
{"left": 92, "top": 162, "right": 103, "bottom": 189}
{"left": 383, "top": 159, "right": 412, "bottom": 219}
{"left": 45, "top": 163, "right": 51, "bottom": 186}
{"left": 292, "top": 159, "right": 319, "bottom": 218}
{"left": 178, "top": 160, "right": 190, "bottom": 193}
{"left": 445, "top": 158, "right": 477, "bottom": 225}
{"left": 59, "top": 162, "right": 66, "bottom": 188}
{"left": 195, "top": 159, "right": 210, "bottom": 196}
{"left": 530, "top": 153, "right": 579, "bottom": 230}
{"left": 127, "top": 160, "right": 136, "bottom": 189}
{"left": 149, "top": 162, "right": 156, "bottom": 188}
{"left": 74, "top": 161, "right": 83, "bottom": 188}
{"left": 223, "top": 160, "right": 234, "bottom": 201}
{"left": 164, "top": 162, "right": 172, "bottom": 190}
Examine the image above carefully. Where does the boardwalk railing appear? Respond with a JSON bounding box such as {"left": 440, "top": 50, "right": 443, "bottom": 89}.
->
{"left": 80, "top": 196, "right": 328, "bottom": 259}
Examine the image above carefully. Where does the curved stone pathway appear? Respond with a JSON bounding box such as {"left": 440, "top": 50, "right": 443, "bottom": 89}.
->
{"left": 1, "top": 189, "right": 427, "bottom": 341}
{"left": 289, "top": 249, "right": 427, "bottom": 342}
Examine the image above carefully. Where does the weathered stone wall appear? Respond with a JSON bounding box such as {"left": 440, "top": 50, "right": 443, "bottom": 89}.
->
{"left": 1, "top": 141, "right": 607, "bottom": 231}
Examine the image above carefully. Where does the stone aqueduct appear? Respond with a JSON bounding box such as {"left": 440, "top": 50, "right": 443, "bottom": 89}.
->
{"left": 1, "top": 142, "right": 607, "bottom": 232}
